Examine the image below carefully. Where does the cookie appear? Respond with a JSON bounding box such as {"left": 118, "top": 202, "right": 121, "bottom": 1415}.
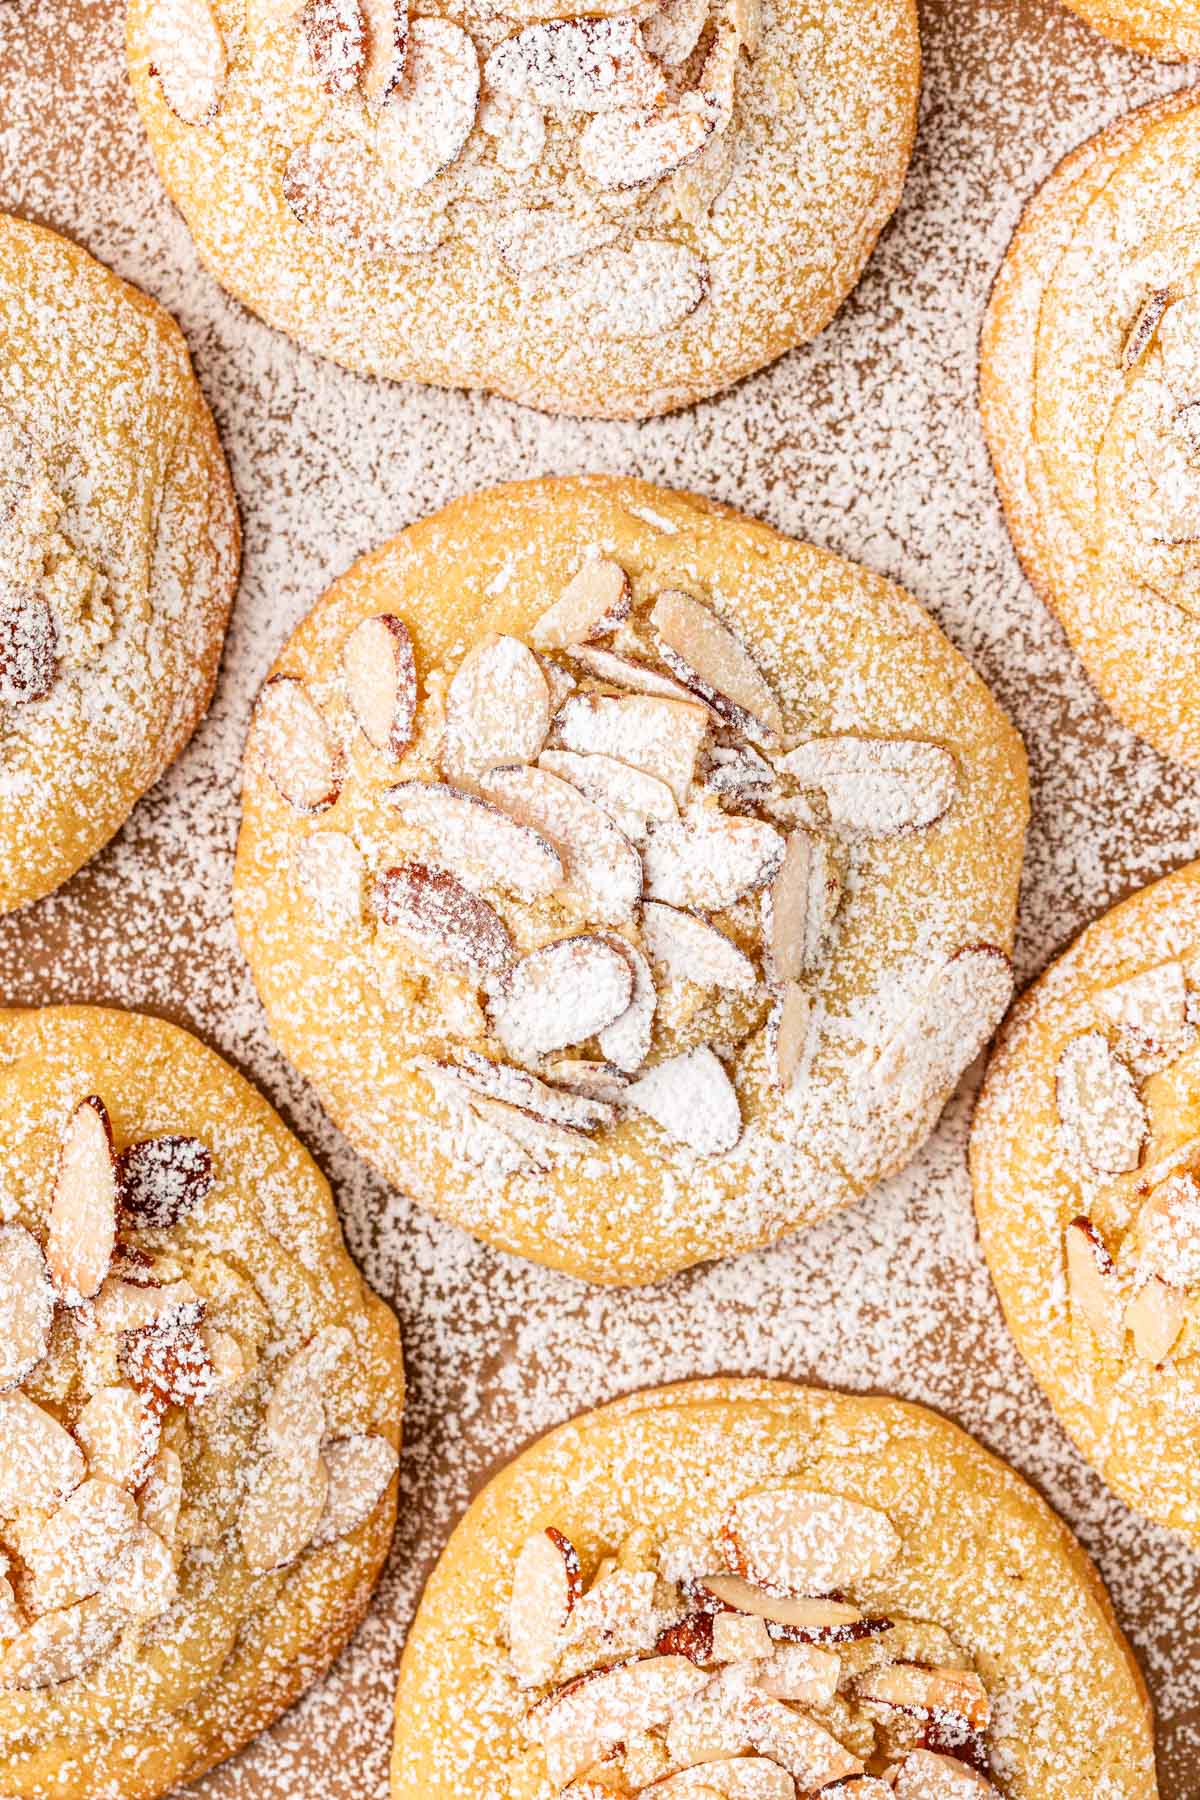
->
{"left": 972, "top": 861, "right": 1200, "bottom": 1547}
{"left": 0, "top": 213, "right": 239, "bottom": 911}
{"left": 0, "top": 1004, "right": 403, "bottom": 1799}
{"left": 232, "top": 476, "right": 1028, "bottom": 1285}
{"left": 125, "top": 0, "right": 919, "bottom": 419}
{"left": 391, "top": 1375, "right": 1157, "bottom": 1798}
{"left": 980, "top": 91, "right": 1200, "bottom": 766}
{"left": 1057, "top": 0, "right": 1199, "bottom": 59}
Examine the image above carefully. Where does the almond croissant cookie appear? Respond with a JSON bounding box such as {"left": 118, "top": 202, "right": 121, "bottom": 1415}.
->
{"left": 1057, "top": 0, "right": 1199, "bottom": 60}
{"left": 981, "top": 91, "right": 1200, "bottom": 767}
{"left": 0, "top": 214, "right": 239, "bottom": 910}
{"left": 391, "top": 1377, "right": 1157, "bottom": 1798}
{"left": 972, "top": 861, "right": 1200, "bottom": 1546}
{"left": 125, "top": 0, "right": 919, "bottom": 419}
{"left": 0, "top": 1005, "right": 403, "bottom": 1800}
{"left": 232, "top": 477, "right": 1028, "bottom": 1285}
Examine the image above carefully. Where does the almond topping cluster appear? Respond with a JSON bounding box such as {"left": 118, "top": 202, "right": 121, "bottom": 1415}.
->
{"left": 254, "top": 557, "right": 990, "bottom": 1170}
{"left": 0, "top": 1093, "right": 397, "bottom": 1692}
{"left": 1057, "top": 957, "right": 1200, "bottom": 1368}
{"left": 505, "top": 1484, "right": 1001, "bottom": 1797}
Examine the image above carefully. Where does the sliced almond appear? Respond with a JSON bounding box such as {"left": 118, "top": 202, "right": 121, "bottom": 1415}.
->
{"left": 665, "top": 1675, "right": 862, "bottom": 1788}
{"left": 531, "top": 1655, "right": 710, "bottom": 1787}
{"left": 709, "top": 1609, "right": 773, "bottom": 1662}
{"left": 47, "top": 1096, "right": 118, "bottom": 1305}
{"left": 777, "top": 737, "right": 958, "bottom": 838}
{"left": 342, "top": 613, "right": 417, "bottom": 758}
{"left": 284, "top": 125, "right": 450, "bottom": 258}
{"left": 562, "top": 1566, "right": 659, "bottom": 1660}
{"left": 1094, "top": 959, "right": 1193, "bottom": 1075}
{"left": 855, "top": 1663, "right": 990, "bottom": 1731}
{"left": 579, "top": 96, "right": 715, "bottom": 190}
{"left": 642, "top": 0, "right": 710, "bottom": 65}
{"left": 375, "top": 18, "right": 479, "bottom": 192}
{"left": 310, "top": 1433, "right": 399, "bottom": 1545}
{"left": 146, "top": 0, "right": 228, "bottom": 126}
{"left": 0, "top": 1596, "right": 120, "bottom": 1690}
{"left": 865, "top": 946, "right": 1013, "bottom": 1132}
{"left": 0, "top": 589, "right": 57, "bottom": 704}
{"left": 139, "top": 1446, "right": 183, "bottom": 1549}
{"left": 374, "top": 861, "right": 513, "bottom": 977}
{"left": 644, "top": 812, "right": 784, "bottom": 910}
{"left": 1124, "top": 1275, "right": 1186, "bottom": 1365}
{"left": 767, "top": 829, "right": 840, "bottom": 981}
{"left": 536, "top": 655, "right": 578, "bottom": 714}
{"left": 695, "top": 1575, "right": 881, "bottom": 1641}
{"left": 650, "top": 589, "right": 784, "bottom": 746}
{"left": 252, "top": 676, "right": 344, "bottom": 814}
{"left": 753, "top": 1641, "right": 840, "bottom": 1705}
{"left": 0, "top": 1561, "right": 21, "bottom": 1644}
{"left": 479, "top": 92, "right": 546, "bottom": 174}
{"left": 498, "top": 206, "right": 620, "bottom": 276}
{"left": 118, "top": 1135, "right": 213, "bottom": 1230}
{"left": 433, "top": 1049, "right": 617, "bottom": 1131}
{"left": 302, "top": 0, "right": 365, "bottom": 94}
{"left": 0, "top": 1225, "right": 52, "bottom": 1390}
{"left": 642, "top": 900, "right": 757, "bottom": 992}
{"left": 361, "top": 0, "right": 408, "bottom": 107}
{"left": 543, "top": 1059, "right": 630, "bottom": 1104}
{"left": 428, "top": 1079, "right": 593, "bottom": 1167}
{"left": 201, "top": 1325, "right": 247, "bottom": 1395}
{"left": 540, "top": 749, "right": 678, "bottom": 843}
{"left": 624, "top": 1046, "right": 741, "bottom": 1155}
{"left": 510, "top": 1526, "right": 583, "bottom": 1689}
{"left": 1056, "top": 1030, "right": 1147, "bottom": 1175}
{"left": 531, "top": 561, "right": 632, "bottom": 651}
{"left": 0, "top": 1391, "right": 84, "bottom": 1514}
{"left": 443, "top": 634, "right": 551, "bottom": 782}
{"left": 480, "top": 764, "right": 642, "bottom": 923}
{"left": 485, "top": 17, "right": 664, "bottom": 111}
{"left": 239, "top": 1450, "right": 330, "bottom": 1574}
{"left": 295, "top": 829, "right": 366, "bottom": 926}
{"left": 597, "top": 936, "right": 656, "bottom": 1073}
{"left": 265, "top": 1324, "right": 350, "bottom": 1459}
{"left": 654, "top": 1608, "right": 715, "bottom": 1662}
{"left": 702, "top": 742, "right": 776, "bottom": 807}
{"left": 73, "top": 1385, "right": 160, "bottom": 1490}
{"left": 119, "top": 1311, "right": 219, "bottom": 1410}
{"left": 1133, "top": 1170, "right": 1200, "bottom": 1289}
{"left": 556, "top": 694, "right": 708, "bottom": 806}
{"left": 386, "top": 782, "right": 563, "bottom": 898}
{"left": 1065, "top": 1216, "right": 1124, "bottom": 1351}
{"left": 554, "top": 241, "right": 710, "bottom": 341}
{"left": 1122, "top": 289, "right": 1170, "bottom": 370}
{"left": 89, "top": 1273, "right": 199, "bottom": 1338}
{"left": 111, "top": 1526, "right": 178, "bottom": 1620}
{"left": 643, "top": 1762, "right": 795, "bottom": 1799}
{"left": 569, "top": 644, "right": 701, "bottom": 707}
{"left": 891, "top": 1749, "right": 1001, "bottom": 1798}
{"left": 487, "top": 936, "right": 633, "bottom": 1063}
{"left": 26, "top": 1478, "right": 138, "bottom": 1614}
{"left": 768, "top": 982, "right": 810, "bottom": 1095}
{"left": 722, "top": 1486, "right": 900, "bottom": 1596}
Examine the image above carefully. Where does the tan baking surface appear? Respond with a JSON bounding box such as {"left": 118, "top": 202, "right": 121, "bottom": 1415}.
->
{"left": 0, "top": 0, "right": 1197, "bottom": 1792}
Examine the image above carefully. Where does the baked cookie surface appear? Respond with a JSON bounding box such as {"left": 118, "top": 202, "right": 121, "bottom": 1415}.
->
{"left": 1057, "top": 0, "right": 1200, "bottom": 60}
{"left": 125, "top": 0, "right": 919, "bottom": 419}
{"left": 233, "top": 476, "right": 1027, "bottom": 1285}
{"left": 981, "top": 90, "right": 1200, "bottom": 767}
{"left": 0, "top": 214, "right": 239, "bottom": 911}
{"left": 0, "top": 1004, "right": 403, "bottom": 1800}
{"left": 391, "top": 1375, "right": 1157, "bottom": 1798}
{"left": 972, "top": 861, "right": 1200, "bottom": 1547}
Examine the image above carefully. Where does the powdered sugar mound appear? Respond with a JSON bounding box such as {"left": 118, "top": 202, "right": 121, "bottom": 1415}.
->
{"left": 0, "top": 0, "right": 1198, "bottom": 1794}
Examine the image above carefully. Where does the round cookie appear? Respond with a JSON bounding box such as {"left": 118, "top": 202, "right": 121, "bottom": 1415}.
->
{"left": 0, "top": 214, "right": 239, "bottom": 911}
{"left": 0, "top": 1004, "right": 403, "bottom": 1800}
{"left": 972, "top": 861, "right": 1200, "bottom": 1547}
{"left": 1057, "top": 0, "right": 1200, "bottom": 60}
{"left": 125, "top": 0, "right": 920, "bottom": 420}
{"left": 232, "top": 476, "right": 1028, "bottom": 1285}
{"left": 391, "top": 1375, "right": 1157, "bottom": 1798}
{"left": 981, "top": 90, "right": 1200, "bottom": 767}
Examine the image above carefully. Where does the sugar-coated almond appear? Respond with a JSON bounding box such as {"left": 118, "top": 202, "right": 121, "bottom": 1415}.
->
{"left": 597, "top": 935, "right": 656, "bottom": 1073}
{"left": 26, "top": 1478, "right": 138, "bottom": 1614}
{"left": 479, "top": 92, "right": 546, "bottom": 175}
{"left": 509, "top": 1526, "right": 583, "bottom": 1689}
{"left": 0, "top": 1391, "right": 85, "bottom": 1514}
{"left": 624, "top": 1046, "right": 741, "bottom": 1155}
{"left": 752, "top": 1640, "right": 840, "bottom": 1705}
{"left": 119, "top": 1310, "right": 219, "bottom": 1410}
{"left": 702, "top": 742, "right": 775, "bottom": 807}
{"left": 140, "top": 1446, "right": 183, "bottom": 1548}
{"left": 708, "top": 1608, "right": 773, "bottom": 1662}
{"left": 479, "top": 764, "right": 643, "bottom": 923}
{"left": 777, "top": 736, "right": 958, "bottom": 838}
{"left": 695, "top": 1573, "right": 880, "bottom": 1641}
{"left": 540, "top": 749, "right": 678, "bottom": 843}
{"left": 0, "top": 1225, "right": 52, "bottom": 1390}
{"left": 569, "top": 643, "right": 701, "bottom": 707}
{"left": 442, "top": 1048, "right": 617, "bottom": 1131}
{"left": 579, "top": 96, "right": 715, "bottom": 190}
{"left": 485, "top": 17, "right": 664, "bottom": 111}
{"left": 374, "top": 861, "right": 513, "bottom": 978}
{"left": 722, "top": 1485, "right": 900, "bottom": 1595}
{"left": 118, "top": 1134, "right": 213, "bottom": 1230}
{"left": 556, "top": 692, "right": 708, "bottom": 805}
{"left": 855, "top": 1662, "right": 990, "bottom": 1730}
{"left": 767, "top": 829, "right": 840, "bottom": 981}
{"left": 252, "top": 676, "right": 345, "bottom": 814}
{"left": 642, "top": 900, "right": 757, "bottom": 993}
{"left": 0, "top": 588, "right": 58, "bottom": 704}
{"left": 650, "top": 589, "right": 784, "bottom": 745}
{"left": 0, "top": 1597, "right": 121, "bottom": 1691}
{"left": 1134, "top": 1171, "right": 1200, "bottom": 1288}
{"left": 375, "top": 18, "right": 479, "bottom": 192}
{"left": 111, "top": 1525, "right": 178, "bottom": 1620}
{"left": 542, "top": 1059, "right": 630, "bottom": 1105}
{"left": 642, "top": 0, "right": 710, "bottom": 65}
{"left": 865, "top": 946, "right": 1013, "bottom": 1132}
{"left": 554, "top": 241, "right": 710, "bottom": 341}
{"left": 265, "top": 1324, "right": 351, "bottom": 1459}
{"left": 531, "top": 561, "right": 632, "bottom": 650}
{"left": 643, "top": 812, "right": 784, "bottom": 910}
{"left": 310, "top": 1433, "right": 399, "bottom": 1544}
{"left": 531, "top": 1655, "right": 710, "bottom": 1786}
{"left": 891, "top": 1749, "right": 1001, "bottom": 1797}
{"left": 146, "top": 0, "right": 228, "bottom": 126}
{"left": 47, "top": 1096, "right": 118, "bottom": 1305}
{"left": 239, "top": 1449, "right": 330, "bottom": 1573}
{"left": 360, "top": 0, "right": 408, "bottom": 107}
{"left": 1056, "top": 1030, "right": 1147, "bottom": 1175}
{"left": 386, "top": 782, "right": 563, "bottom": 898}
{"left": 284, "top": 125, "right": 450, "bottom": 258}
{"left": 302, "top": 0, "right": 365, "bottom": 94}
{"left": 768, "top": 981, "right": 810, "bottom": 1094}
{"left": 73, "top": 1384, "right": 160, "bottom": 1491}
{"left": 487, "top": 936, "right": 634, "bottom": 1063}
{"left": 443, "top": 634, "right": 551, "bottom": 781}
{"left": 1094, "top": 958, "right": 1192, "bottom": 1075}
{"left": 342, "top": 613, "right": 417, "bottom": 757}
{"left": 1124, "top": 1274, "right": 1186, "bottom": 1365}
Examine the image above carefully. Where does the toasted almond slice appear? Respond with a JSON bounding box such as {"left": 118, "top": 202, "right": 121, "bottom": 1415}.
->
{"left": 374, "top": 861, "right": 513, "bottom": 977}
{"left": 642, "top": 0, "right": 710, "bottom": 64}
{"left": 252, "top": 676, "right": 344, "bottom": 814}
{"left": 120, "top": 1313, "right": 218, "bottom": 1410}
{"left": 891, "top": 1749, "right": 1001, "bottom": 1798}
{"left": 302, "top": 0, "right": 365, "bottom": 93}
{"left": 665, "top": 1674, "right": 862, "bottom": 1787}
{"left": 1124, "top": 1275, "right": 1186, "bottom": 1365}
{"left": 1056, "top": 1030, "right": 1147, "bottom": 1175}
{"left": 201, "top": 1325, "right": 247, "bottom": 1395}
{"left": 643, "top": 1762, "right": 796, "bottom": 1799}
{"left": 650, "top": 590, "right": 784, "bottom": 746}
{"left": 531, "top": 1655, "right": 710, "bottom": 1786}
{"left": 0, "top": 1597, "right": 121, "bottom": 1690}
{"left": 554, "top": 241, "right": 710, "bottom": 340}
{"left": 0, "top": 589, "right": 57, "bottom": 704}
{"left": 625, "top": 1047, "right": 741, "bottom": 1155}
{"left": 294, "top": 829, "right": 366, "bottom": 926}
{"left": 722, "top": 1486, "right": 900, "bottom": 1595}
{"left": 375, "top": 17, "right": 479, "bottom": 191}
{"left": 866, "top": 946, "right": 1013, "bottom": 1129}
{"left": 26, "top": 1478, "right": 138, "bottom": 1613}
{"left": 702, "top": 742, "right": 775, "bottom": 807}
{"left": 855, "top": 1663, "right": 990, "bottom": 1731}
{"left": 487, "top": 936, "right": 634, "bottom": 1063}
{"left": 444, "top": 634, "right": 551, "bottom": 782}
{"left": 695, "top": 1574, "right": 880, "bottom": 1641}
{"left": 89, "top": 1273, "right": 199, "bottom": 1337}
{"left": 386, "top": 782, "right": 563, "bottom": 898}
{"left": 710, "top": 1610, "right": 773, "bottom": 1662}
{"left": 532, "top": 561, "right": 632, "bottom": 651}
{"left": 768, "top": 982, "right": 810, "bottom": 1095}
{"left": 342, "top": 613, "right": 417, "bottom": 758}
{"left": 579, "top": 95, "right": 715, "bottom": 190}
{"left": 1135, "top": 1171, "right": 1200, "bottom": 1287}
{"left": 283, "top": 125, "right": 449, "bottom": 258}
{"left": 435, "top": 1049, "right": 617, "bottom": 1131}
{"left": 777, "top": 737, "right": 958, "bottom": 838}
{"left": 139, "top": 1446, "right": 183, "bottom": 1548}
{"left": 569, "top": 643, "right": 702, "bottom": 707}
{"left": 485, "top": 17, "right": 664, "bottom": 111}
{"left": 111, "top": 1525, "right": 178, "bottom": 1620}
{"left": 767, "top": 830, "right": 840, "bottom": 981}
{"left": 753, "top": 1641, "right": 840, "bottom": 1705}
{"left": 0, "top": 1225, "right": 52, "bottom": 1389}
{"left": 556, "top": 694, "right": 708, "bottom": 806}
{"left": 1066, "top": 1216, "right": 1123, "bottom": 1348}
{"left": 655, "top": 1608, "right": 716, "bottom": 1662}
{"left": 642, "top": 900, "right": 757, "bottom": 992}
{"left": 1094, "top": 959, "right": 1192, "bottom": 1075}
{"left": 563, "top": 1566, "right": 658, "bottom": 1651}
{"left": 1122, "top": 289, "right": 1170, "bottom": 371}
{"left": 0, "top": 1391, "right": 84, "bottom": 1513}
{"left": 239, "top": 1450, "right": 330, "bottom": 1573}
{"left": 48, "top": 1096, "right": 117, "bottom": 1305}
{"left": 536, "top": 655, "right": 578, "bottom": 714}
{"left": 441, "top": 1084, "right": 594, "bottom": 1166}
{"left": 266, "top": 1324, "right": 350, "bottom": 1459}
{"left": 309, "top": 1434, "right": 399, "bottom": 1545}
{"left": 361, "top": 0, "right": 408, "bottom": 106}
{"left": 540, "top": 749, "right": 678, "bottom": 843}
{"left": 644, "top": 813, "right": 784, "bottom": 910}
{"left": 118, "top": 1135, "right": 213, "bottom": 1230}
{"left": 543, "top": 1059, "right": 630, "bottom": 1104}
{"left": 480, "top": 764, "right": 643, "bottom": 923}
{"left": 510, "top": 1526, "right": 583, "bottom": 1689}
{"left": 73, "top": 1385, "right": 159, "bottom": 1490}
{"left": 597, "top": 936, "right": 656, "bottom": 1073}
{"left": 146, "top": 0, "right": 227, "bottom": 126}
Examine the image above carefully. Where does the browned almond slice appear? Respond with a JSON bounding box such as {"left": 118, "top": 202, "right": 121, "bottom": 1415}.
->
{"left": 111, "top": 1525, "right": 178, "bottom": 1620}
{"left": 145, "top": 0, "right": 227, "bottom": 125}
{"left": 530, "top": 1655, "right": 710, "bottom": 1786}
{"left": 0, "top": 588, "right": 58, "bottom": 704}
{"left": 891, "top": 1749, "right": 1001, "bottom": 1798}
{"left": 556, "top": 695, "right": 707, "bottom": 806}
{"left": 1134, "top": 1171, "right": 1200, "bottom": 1288}
{"left": 302, "top": 0, "right": 365, "bottom": 93}
{"left": 855, "top": 1663, "right": 990, "bottom": 1731}
{"left": 695, "top": 1574, "right": 880, "bottom": 1641}
{"left": 118, "top": 1135, "right": 213, "bottom": 1230}
{"left": 265, "top": 1324, "right": 350, "bottom": 1458}
{"left": 342, "top": 613, "right": 417, "bottom": 757}
{"left": 361, "top": 0, "right": 408, "bottom": 106}
{"left": 1094, "top": 959, "right": 1192, "bottom": 1074}
{"left": 294, "top": 829, "right": 366, "bottom": 925}
{"left": 722, "top": 1486, "right": 900, "bottom": 1595}
{"left": 239, "top": 1449, "right": 330, "bottom": 1573}
{"left": 1122, "top": 289, "right": 1170, "bottom": 370}
{"left": 654, "top": 1608, "right": 715, "bottom": 1662}
{"left": 310, "top": 1434, "right": 399, "bottom": 1545}
{"left": 650, "top": 590, "right": 784, "bottom": 746}
{"left": 479, "top": 764, "right": 643, "bottom": 923}
{"left": 1056, "top": 1030, "right": 1147, "bottom": 1175}
{"left": 777, "top": 737, "right": 958, "bottom": 838}
{"left": 865, "top": 946, "right": 1013, "bottom": 1128}
{"left": 569, "top": 643, "right": 702, "bottom": 706}
{"left": 597, "top": 936, "right": 656, "bottom": 1073}
{"left": 1124, "top": 1275, "right": 1186, "bottom": 1365}
{"left": 48, "top": 1096, "right": 118, "bottom": 1304}
{"left": 554, "top": 241, "right": 710, "bottom": 341}
{"left": 443, "top": 633, "right": 551, "bottom": 781}
{"left": 119, "top": 1311, "right": 219, "bottom": 1410}
{"left": 753, "top": 1641, "right": 840, "bottom": 1704}
{"left": 73, "top": 1385, "right": 160, "bottom": 1490}
{"left": 485, "top": 17, "right": 664, "bottom": 111}
{"left": 509, "top": 1526, "right": 583, "bottom": 1689}
{"left": 26, "top": 1478, "right": 138, "bottom": 1613}
{"left": 769, "top": 981, "right": 810, "bottom": 1094}
{"left": 496, "top": 208, "right": 618, "bottom": 275}
{"left": 709, "top": 1609, "right": 773, "bottom": 1662}
{"left": 252, "top": 676, "right": 344, "bottom": 814}
{"left": 139, "top": 1446, "right": 183, "bottom": 1548}
{"left": 373, "top": 862, "right": 513, "bottom": 978}
{"left": 579, "top": 96, "right": 714, "bottom": 190}
{"left": 642, "top": 0, "right": 709, "bottom": 64}
{"left": 487, "top": 936, "right": 634, "bottom": 1063}
{"left": 543, "top": 1059, "right": 630, "bottom": 1105}
{"left": 283, "top": 126, "right": 449, "bottom": 258}
{"left": 702, "top": 742, "right": 775, "bottom": 807}
{"left": 531, "top": 561, "right": 632, "bottom": 650}
{"left": 0, "top": 1391, "right": 84, "bottom": 1513}
{"left": 0, "top": 1597, "right": 121, "bottom": 1691}
{"left": 443, "top": 1048, "right": 617, "bottom": 1131}
{"left": 767, "top": 829, "right": 841, "bottom": 981}
{"left": 540, "top": 749, "right": 678, "bottom": 843}
{"left": 1066, "top": 1217, "right": 1123, "bottom": 1348}
{"left": 642, "top": 900, "right": 757, "bottom": 992}
{"left": 386, "top": 783, "right": 563, "bottom": 898}
{"left": 375, "top": 18, "right": 479, "bottom": 192}
{"left": 0, "top": 1225, "right": 52, "bottom": 1389}
{"left": 624, "top": 1047, "right": 741, "bottom": 1155}
{"left": 644, "top": 812, "right": 784, "bottom": 910}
